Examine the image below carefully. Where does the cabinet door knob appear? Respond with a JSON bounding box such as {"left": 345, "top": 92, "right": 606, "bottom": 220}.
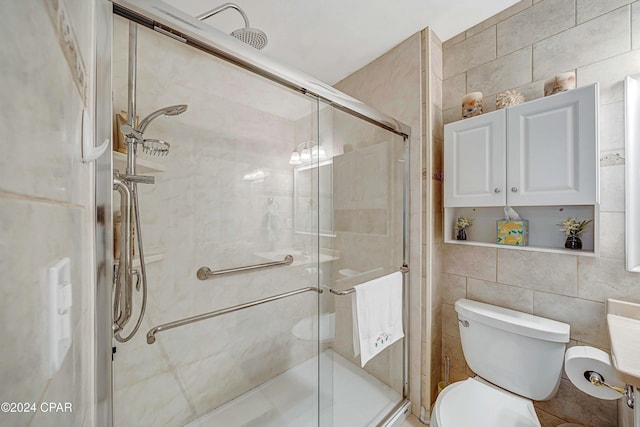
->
{"left": 511, "top": 187, "right": 518, "bottom": 192}
{"left": 494, "top": 187, "right": 501, "bottom": 193}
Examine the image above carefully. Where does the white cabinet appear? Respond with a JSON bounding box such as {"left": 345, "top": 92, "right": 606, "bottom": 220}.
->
{"left": 507, "top": 84, "right": 598, "bottom": 206}
{"left": 444, "top": 110, "right": 506, "bottom": 207}
{"left": 443, "top": 84, "right": 599, "bottom": 255}
{"left": 445, "top": 84, "right": 598, "bottom": 208}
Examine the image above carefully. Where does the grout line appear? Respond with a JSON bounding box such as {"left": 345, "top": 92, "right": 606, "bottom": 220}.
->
{"left": 578, "top": 3, "right": 631, "bottom": 26}
{"left": 575, "top": 255, "right": 579, "bottom": 296}
{"left": 494, "top": 248, "right": 498, "bottom": 282}
{"left": 532, "top": 289, "right": 537, "bottom": 314}
{"left": 531, "top": 43, "right": 534, "bottom": 83}
{"left": 464, "top": 276, "right": 468, "bottom": 297}
{"left": 0, "top": 190, "right": 85, "bottom": 209}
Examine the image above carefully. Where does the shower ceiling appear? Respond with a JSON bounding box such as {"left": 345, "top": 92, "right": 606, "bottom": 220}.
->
{"left": 163, "top": 0, "right": 520, "bottom": 85}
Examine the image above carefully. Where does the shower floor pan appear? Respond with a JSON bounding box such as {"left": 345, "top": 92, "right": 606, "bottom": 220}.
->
{"left": 186, "top": 350, "right": 401, "bottom": 427}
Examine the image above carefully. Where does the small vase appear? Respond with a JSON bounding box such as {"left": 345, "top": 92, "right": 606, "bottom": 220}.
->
{"left": 564, "top": 233, "right": 582, "bottom": 250}
{"left": 457, "top": 228, "right": 467, "bottom": 241}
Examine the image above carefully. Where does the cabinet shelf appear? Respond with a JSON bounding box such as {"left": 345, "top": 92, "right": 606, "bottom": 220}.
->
{"left": 444, "top": 205, "right": 599, "bottom": 257}
{"left": 444, "top": 239, "right": 596, "bottom": 257}
{"left": 113, "top": 151, "right": 165, "bottom": 173}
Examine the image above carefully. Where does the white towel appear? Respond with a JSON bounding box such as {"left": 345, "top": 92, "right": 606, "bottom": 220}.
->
{"left": 352, "top": 271, "right": 404, "bottom": 367}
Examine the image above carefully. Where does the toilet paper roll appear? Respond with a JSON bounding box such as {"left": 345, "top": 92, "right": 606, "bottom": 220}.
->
{"left": 564, "top": 346, "right": 624, "bottom": 400}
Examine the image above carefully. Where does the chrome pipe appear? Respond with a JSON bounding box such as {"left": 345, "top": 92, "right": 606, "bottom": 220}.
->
{"left": 126, "top": 21, "right": 137, "bottom": 176}
{"left": 196, "top": 2, "right": 250, "bottom": 28}
{"left": 120, "top": 174, "right": 155, "bottom": 184}
{"left": 113, "top": 177, "right": 132, "bottom": 331}
{"left": 115, "top": 183, "right": 148, "bottom": 343}
{"left": 147, "top": 287, "right": 323, "bottom": 344}
{"left": 197, "top": 254, "right": 293, "bottom": 280}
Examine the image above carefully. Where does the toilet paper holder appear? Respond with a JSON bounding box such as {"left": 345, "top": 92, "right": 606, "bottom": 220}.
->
{"left": 585, "top": 370, "right": 635, "bottom": 408}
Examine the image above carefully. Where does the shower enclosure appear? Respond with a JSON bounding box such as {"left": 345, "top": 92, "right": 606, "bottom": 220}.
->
{"left": 101, "top": 2, "right": 410, "bottom": 426}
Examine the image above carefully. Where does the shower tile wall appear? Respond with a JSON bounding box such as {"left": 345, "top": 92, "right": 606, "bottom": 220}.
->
{"left": 440, "top": 0, "right": 640, "bottom": 425}
{"left": 0, "top": 1, "right": 96, "bottom": 426}
{"left": 112, "top": 17, "right": 321, "bottom": 426}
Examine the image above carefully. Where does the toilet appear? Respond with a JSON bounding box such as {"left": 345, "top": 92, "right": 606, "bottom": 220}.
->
{"left": 432, "top": 299, "right": 571, "bottom": 427}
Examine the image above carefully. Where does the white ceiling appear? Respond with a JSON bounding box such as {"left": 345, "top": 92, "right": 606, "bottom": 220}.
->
{"left": 163, "top": 0, "right": 520, "bottom": 85}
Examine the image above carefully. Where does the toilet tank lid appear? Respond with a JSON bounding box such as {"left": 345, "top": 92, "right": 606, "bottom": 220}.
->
{"left": 455, "top": 299, "right": 570, "bottom": 343}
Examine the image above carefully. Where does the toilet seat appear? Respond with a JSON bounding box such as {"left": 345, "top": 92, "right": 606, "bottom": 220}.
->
{"left": 432, "top": 377, "right": 540, "bottom": 427}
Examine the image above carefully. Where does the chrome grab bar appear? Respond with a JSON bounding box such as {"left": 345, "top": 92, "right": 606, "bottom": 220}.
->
{"left": 196, "top": 255, "right": 294, "bottom": 280}
{"left": 147, "top": 286, "right": 322, "bottom": 344}
{"left": 329, "top": 265, "right": 410, "bottom": 296}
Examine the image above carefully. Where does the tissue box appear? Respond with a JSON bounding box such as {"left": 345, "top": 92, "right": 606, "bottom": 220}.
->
{"left": 496, "top": 220, "right": 529, "bottom": 246}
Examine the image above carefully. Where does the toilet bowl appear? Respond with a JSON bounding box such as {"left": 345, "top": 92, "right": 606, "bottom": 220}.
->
{"left": 432, "top": 377, "right": 539, "bottom": 427}
{"left": 432, "top": 299, "right": 571, "bottom": 427}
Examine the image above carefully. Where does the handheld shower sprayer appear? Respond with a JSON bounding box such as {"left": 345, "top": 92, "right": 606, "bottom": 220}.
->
{"left": 121, "top": 104, "right": 188, "bottom": 156}
{"left": 138, "top": 104, "right": 188, "bottom": 133}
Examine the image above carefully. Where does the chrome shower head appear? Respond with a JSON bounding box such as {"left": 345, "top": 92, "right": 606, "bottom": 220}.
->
{"left": 197, "top": 3, "right": 268, "bottom": 50}
{"left": 138, "top": 104, "right": 188, "bottom": 133}
{"left": 164, "top": 104, "right": 188, "bottom": 116}
{"left": 230, "top": 27, "right": 268, "bottom": 50}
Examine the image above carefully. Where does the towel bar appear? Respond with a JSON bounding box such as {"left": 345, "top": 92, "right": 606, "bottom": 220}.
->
{"left": 329, "top": 288, "right": 355, "bottom": 295}
{"left": 197, "top": 255, "right": 293, "bottom": 280}
{"left": 329, "top": 265, "right": 409, "bottom": 296}
{"left": 147, "top": 286, "right": 322, "bottom": 344}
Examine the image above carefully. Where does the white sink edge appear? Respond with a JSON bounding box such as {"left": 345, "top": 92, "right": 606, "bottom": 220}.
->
{"left": 606, "top": 299, "right": 640, "bottom": 389}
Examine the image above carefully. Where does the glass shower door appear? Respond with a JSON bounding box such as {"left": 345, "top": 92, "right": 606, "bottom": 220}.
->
{"left": 317, "top": 103, "right": 407, "bottom": 427}
{"left": 111, "top": 16, "right": 325, "bottom": 427}
{"left": 111, "top": 9, "right": 407, "bottom": 427}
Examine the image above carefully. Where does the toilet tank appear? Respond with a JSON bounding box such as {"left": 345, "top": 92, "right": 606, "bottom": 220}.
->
{"left": 455, "top": 299, "right": 570, "bottom": 401}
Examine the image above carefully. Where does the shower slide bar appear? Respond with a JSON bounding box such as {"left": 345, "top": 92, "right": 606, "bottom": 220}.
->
{"left": 196, "top": 255, "right": 294, "bottom": 280}
{"left": 146, "top": 286, "right": 322, "bottom": 344}
{"left": 328, "top": 265, "right": 410, "bottom": 296}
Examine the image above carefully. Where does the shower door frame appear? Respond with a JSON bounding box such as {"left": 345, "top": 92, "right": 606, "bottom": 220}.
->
{"left": 95, "top": 1, "right": 412, "bottom": 425}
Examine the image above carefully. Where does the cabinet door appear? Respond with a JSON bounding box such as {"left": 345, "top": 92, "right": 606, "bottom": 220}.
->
{"left": 444, "top": 109, "right": 506, "bottom": 207}
{"left": 506, "top": 84, "right": 598, "bottom": 206}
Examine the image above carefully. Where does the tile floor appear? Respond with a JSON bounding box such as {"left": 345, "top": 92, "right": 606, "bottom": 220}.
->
{"left": 401, "top": 414, "right": 425, "bottom": 426}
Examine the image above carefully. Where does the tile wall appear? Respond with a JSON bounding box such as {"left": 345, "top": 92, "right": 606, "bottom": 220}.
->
{"left": 426, "top": 29, "right": 444, "bottom": 412}
{"left": 440, "top": 0, "right": 640, "bottom": 425}
{"left": 0, "top": 1, "right": 96, "bottom": 426}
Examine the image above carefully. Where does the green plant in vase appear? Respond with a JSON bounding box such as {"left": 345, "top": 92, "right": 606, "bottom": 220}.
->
{"left": 559, "top": 217, "right": 592, "bottom": 250}
{"left": 456, "top": 217, "right": 472, "bottom": 241}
